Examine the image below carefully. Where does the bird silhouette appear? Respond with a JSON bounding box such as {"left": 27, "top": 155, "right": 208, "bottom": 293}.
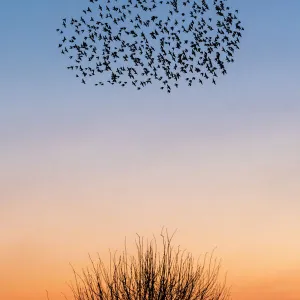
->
{"left": 57, "top": 0, "right": 244, "bottom": 92}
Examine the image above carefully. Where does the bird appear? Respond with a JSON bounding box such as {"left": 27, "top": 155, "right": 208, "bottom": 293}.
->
{"left": 56, "top": 0, "right": 244, "bottom": 92}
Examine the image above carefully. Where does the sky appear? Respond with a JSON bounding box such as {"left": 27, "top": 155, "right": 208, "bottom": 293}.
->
{"left": 1, "top": 0, "right": 300, "bottom": 299}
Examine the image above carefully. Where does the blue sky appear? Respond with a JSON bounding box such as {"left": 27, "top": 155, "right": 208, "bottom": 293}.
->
{"left": 1, "top": 0, "right": 299, "bottom": 144}
{"left": 1, "top": 0, "right": 299, "bottom": 135}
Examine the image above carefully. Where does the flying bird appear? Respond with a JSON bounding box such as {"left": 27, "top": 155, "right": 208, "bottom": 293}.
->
{"left": 57, "top": 0, "right": 244, "bottom": 92}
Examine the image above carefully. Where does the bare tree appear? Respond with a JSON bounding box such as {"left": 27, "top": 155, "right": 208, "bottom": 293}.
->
{"left": 65, "top": 228, "right": 231, "bottom": 300}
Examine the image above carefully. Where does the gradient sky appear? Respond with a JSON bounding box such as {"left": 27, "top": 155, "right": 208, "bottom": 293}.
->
{"left": 1, "top": 0, "right": 300, "bottom": 299}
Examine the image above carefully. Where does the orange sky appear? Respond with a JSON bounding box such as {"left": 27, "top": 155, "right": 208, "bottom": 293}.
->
{"left": 1, "top": 118, "right": 300, "bottom": 299}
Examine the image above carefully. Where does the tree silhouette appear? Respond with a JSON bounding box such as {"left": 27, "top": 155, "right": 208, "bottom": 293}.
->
{"left": 63, "top": 228, "right": 231, "bottom": 300}
{"left": 57, "top": 0, "right": 244, "bottom": 93}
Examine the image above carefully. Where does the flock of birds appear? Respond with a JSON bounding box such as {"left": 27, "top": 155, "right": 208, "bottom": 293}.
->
{"left": 57, "top": 0, "right": 244, "bottom": 93}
